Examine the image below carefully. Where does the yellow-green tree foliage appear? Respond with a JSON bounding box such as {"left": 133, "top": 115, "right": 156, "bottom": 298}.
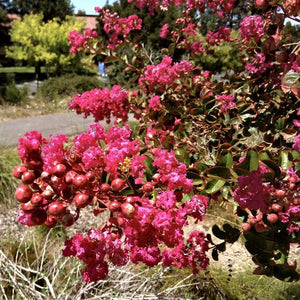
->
{"left": 6, "top": 14, "right": 85, "bottom": 73}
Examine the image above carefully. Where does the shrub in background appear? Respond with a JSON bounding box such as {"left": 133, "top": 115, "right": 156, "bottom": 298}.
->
{"left": 38, "top": 74, "right": 107, "bottom": 100}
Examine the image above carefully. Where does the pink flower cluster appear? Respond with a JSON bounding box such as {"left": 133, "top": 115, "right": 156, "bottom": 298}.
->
{"left": 145, "top": 123, "right": 174, "bottom": 147}
{"left": 18, "top": 131, "right": 47, "bottom": 170}
{"left": 153, "top": 148, "right": 193, "bottom": 193}
{"left": 42, "top": 134, "right": 69, "bottom": 173}
{"left": 139, "top": 56, "right": 194, "bottom": 93}
{"left": 239, "top": 15, "right": 265, "bottom": 43}
{"left": 233, "top": 170, "right": 270, "bottom": 212}
{"left": 15, "top": 120, "right": 211, "bottom": 281}
{"left": 206, "top": 26, "right": 232, "bottom": 46}
{"left": 63, "top": 191, "right": 209, "bottom": 281}
{"left": 279, "top": 205, "right": 300, "bottom": 234}
{"left": 293, "top": 135, "right": 300, "bottom": 153}
{"left": 291, "top": 55, "right": 300, "bottom": 73}
{"left": 160, "top": 23, "right": 169, "bottom": 38}
{"left": 275, "top": 168, "right": 300, "bottom": 233}
{"left": 62, "top": 228, "right": 128, "bottom": 282}
{"left": 129, "top": 0, "right": 236, "bottom": 16}
{"left": 103, "top": 125, "right": 146, "bottom": 180}
{"left": 245, "top": 53, "right": 273, "bottom": 74}
{"left": 216, "top": 94, "right": 236, "bottom": 111}
{"left": 68, "top": 29, "right": 98, "bottom": 53}
{"left": 189, "top": 41, "right": 205, "bottom": 55}
{"left": 182, "top": 23, "right": 197, "bottom": 37}
{"left": 100, "top": 10, "right": 142, "bottom": 49}
{"left": 148, "top": 95, "right": 162, "bottom": 111}
{"left": 69, "top": 85, "right": 129, "bottom": 124}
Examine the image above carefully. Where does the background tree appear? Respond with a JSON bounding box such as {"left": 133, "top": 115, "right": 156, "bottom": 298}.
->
{"left": 198, "top": 0, "right": 255, "bottom": 35}
{"left": 6, "top": 14, "right": 85, "bottom": 77}
{"left": 8, "top": 0, "right": 74, "bottom": 22}
{"left": 100, "top": 0, "right": 180, "bottom": 51}
{"left": 0, "top": 0, "right": 11, "bottom": 66}
{"left": 96, "top": 0, "right": 181, "bottom": 87}
{"left": 77, "top": 9, "right": 86, "bottom": 16}
{"left": 284, "top": 21, "right": 300, "bottom": 44}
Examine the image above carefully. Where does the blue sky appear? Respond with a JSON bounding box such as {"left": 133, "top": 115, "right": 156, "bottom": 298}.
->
{"left": 72, "top": 0, "right": 115, "bottom": 15}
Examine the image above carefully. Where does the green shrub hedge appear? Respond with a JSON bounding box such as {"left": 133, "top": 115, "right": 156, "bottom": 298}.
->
{"left": 39, "top": 74, "right": 107, "bottom": 100}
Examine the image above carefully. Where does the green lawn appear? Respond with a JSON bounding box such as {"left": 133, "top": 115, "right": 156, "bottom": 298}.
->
{"left": 0, "top": 66, "right": 35, "bottom": 73}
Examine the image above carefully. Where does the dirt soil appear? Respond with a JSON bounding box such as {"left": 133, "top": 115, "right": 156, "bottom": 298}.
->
{"left": 0, "top": 203, "right": 298, "bottom": 276}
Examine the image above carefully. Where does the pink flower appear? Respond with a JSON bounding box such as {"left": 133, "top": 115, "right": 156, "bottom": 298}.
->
{"left": 101, "top": 11, "right": 142, "bottom": 49}
{"left": 156, "top": 191, "right": 177, "bottom": 210}
{"left": 245, "top": 53, "right": 273, "bottom": 74}
{"left": 293, "top": 135, "right": 300, "bottom": 153}
{"left": 184, "top": 195, "right": 209, "bottom": 222}
{"left": 153, "top": 149, "right": 193, "bottom": 193}
{"left": 149, "top": 95, "right": 162, "bottom": 111}
{"left": 152, "top": 211, "right": 173, "bottom": 230}
{"left": 82, "top": 147, "right": 104, "bottom": 170}
{"left": 293, "top": 110, "right": 300, "bottom": 127}
{"left": 239, "top": 15, "right": 264, "bottom": 43}
{"left": 183, "top": 23, "right": 196, "bottom": 37}
{"left": 42, "top": 134, "right": 68, "bottom": 172}
{"left": 63, "top": 228, "right": 128, "bottom": 282}
{"left": 206, "top": 26, "right": 232, "bottom": 46}
{"left": 17, "top": 131, "right": 46, "bottom": 170}
{"left": 69, "top": 85, "right": 129, "bottom": 124}
{"left": 233, "top": 171, "right": 270, "bottom": 212}
{"left": 160, "top": 23, "right": 169, "bottom": 38}
{"left": 189, "top": 41, "right": 205, "bottom": 55}
{"left": 139, "top": 56, "right": 194, "bottom": 93}
{"left": 291, "top": 55, "right": 300, "bottom": 72}
{"left": 17, "top": 209, "right": 36, "bottom": 227}
{"left": 216, "top": 94, "right": 236, "bottom": 111}
{"left": 68, "top": 29, "right": 98, "bottom": 53}
{"left": 130, "top": 245, "right": 161, "bottom": 267}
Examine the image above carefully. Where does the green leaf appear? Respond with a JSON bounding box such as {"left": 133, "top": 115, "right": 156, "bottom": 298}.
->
{"left": 273, "top": 264, "right": 300, "bottom": 282}
{"left": 292, "top": 150, "right": 300, "bottom": 160}
{"left": 235, "top": 149, "right": 259, "bottom": 172}
{"left": 212, "top": 225, "right": 227, "bottom": 240}
{"left": 205, "top": 179, "right": 226, "bottom": 193}
{"left": 248, "top": 149, "right": 259, "bottom": 171}
{"left": 281, "top": 70, "right": 300, "bottom": 92}
{"left": 195, "top": 163, "right": 209, "bottom": 171}
{"left": 212, "top": 248, "right": 219, "bottom": 261}
{"left": 232, "top": 167, "right": 250, "bottom": 177}
{"left": 279, "top": 151, "right": 293, "bottom": 170}
{"left": 206, "top": 234, "right": 214, "bottom": 245}
{"left": 222, "top": 223, "right": 240, "bottom": 243}
{"left": 168, "top": 43, "right": 175, "bottom": 56}
{"left": 216, "top": 242, "right": 226, "bottom": 252}
{"left": 261, "top": 159, "right": 281, "bottom": 178}
{"left": 245, "top": 240, "right": 261, "bottom": 255}
{"left": 259, "top": 151, "right": 273, "bottom": 161}
{"left": 244, "top": 232, "right": 276, "bottom": 254}
{"left": 275, "top": 118, "right": 285, "bottom": 130}
{"left": 206, "top": 166, "right": 232, "bottom": 179}
{"left": 144, "top": 156, "right": 154, "bottom": 179}
{"left": 121, "top": 187, "right": 134, "bottom": 195}
{"left": 104, "top": 56, "right": 122, "bottom": 64}
{"left": 222, "top": 223, "right": 234, "bottom": 233}
{"left": 218, "top": 151, "right": 233, "bottom": 168}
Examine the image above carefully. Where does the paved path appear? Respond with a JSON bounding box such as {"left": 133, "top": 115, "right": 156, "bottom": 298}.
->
{"left": 0, "top": 112, "right": 99, "bottom": 147}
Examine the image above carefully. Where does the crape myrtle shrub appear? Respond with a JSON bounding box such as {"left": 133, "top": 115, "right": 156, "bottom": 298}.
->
{"left": 12, "top": 0, "right": 300, "bottom": 283}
